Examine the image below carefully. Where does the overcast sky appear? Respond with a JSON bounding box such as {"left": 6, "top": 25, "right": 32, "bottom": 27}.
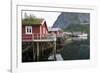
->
{"left": 22, "top": 11, "right": 61, "bottom": 27}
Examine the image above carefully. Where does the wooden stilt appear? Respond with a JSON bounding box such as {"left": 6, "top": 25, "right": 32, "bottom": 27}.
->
{"left": 37, "top": 42, "right": 39, "bottom": 61}
{"left": 33, "top": 42, "right": 35, "bottom": 61}
{"left": 54, "top": 41, "right": 56, "bottom": 61}
{"left": 41, "top": 43, "right": 43, "bottom": 58}
{"left": 42, "top": 43, "right": 44, "bottom": 58}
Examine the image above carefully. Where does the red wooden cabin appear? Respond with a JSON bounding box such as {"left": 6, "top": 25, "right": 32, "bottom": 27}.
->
{"left": 22, "top": 18, "right": 48, "bottom": 41}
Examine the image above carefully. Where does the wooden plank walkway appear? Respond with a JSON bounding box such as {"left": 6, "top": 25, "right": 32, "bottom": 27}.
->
{"left": 48, "top": 54, "right": 63, "bottom": 61}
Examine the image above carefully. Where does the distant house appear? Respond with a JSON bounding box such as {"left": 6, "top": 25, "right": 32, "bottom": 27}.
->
{"left": 22, "top": 18, "right": 48, "bottom": 40}
{"left": 63, "top": 32, "right": 72, "bottom": 34}
{"left": 63, "top": 32, "right": 72, "bottom": 37}
{"left": 48, "top": 28, "right": 63, "bottom": 37}
{"left": 77, "top": 33, "right": 88, "bottom": 37}
{"left": 71, "top": 32, "right": 88, "bottom": 37}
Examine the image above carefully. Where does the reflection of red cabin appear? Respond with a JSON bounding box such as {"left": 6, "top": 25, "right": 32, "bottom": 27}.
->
{"left": 22, "top": 18, "right": 48, "bottom": 40}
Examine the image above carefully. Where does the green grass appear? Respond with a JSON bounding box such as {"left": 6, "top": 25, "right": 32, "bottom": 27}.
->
{"left": 22, "top": 17, "right": 42, "bottom": 25}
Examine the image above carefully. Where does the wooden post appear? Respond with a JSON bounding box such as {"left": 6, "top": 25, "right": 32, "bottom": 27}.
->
{"left": 32, "top": 34, "right": 34, "bottom": 40}
{"left": 41, "top": 43, "right": 43, "bottom": 57}
{"left": 41, "top": 42, "right": 44, "bottom": 60}
{"left": 33, "top": 42, "right": 36, "bottom": 61}
{"left": 53, "top": 41, "right": 56, "bottom": 61}
{"left": 37, "top": 42, "right": 39, "bottom": 61}
{"left": 54, "top": 35, "right": 56, "bottom": 61}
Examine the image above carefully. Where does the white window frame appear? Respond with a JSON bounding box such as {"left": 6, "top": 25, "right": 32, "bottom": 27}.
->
{"left": 25, "top": 26, "right": 32, "bottom": 34}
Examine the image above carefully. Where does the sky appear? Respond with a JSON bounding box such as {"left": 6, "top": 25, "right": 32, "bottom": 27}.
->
{"left": 22, "top": 11, "right": 61, "bottom": 27}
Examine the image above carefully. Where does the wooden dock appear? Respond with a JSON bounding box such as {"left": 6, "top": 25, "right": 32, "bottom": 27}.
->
{"left": 22, "top": 33, "right": 57, "bottom": 61}
{"left": 48, "top": 54, "right": 63, "bottom": 61}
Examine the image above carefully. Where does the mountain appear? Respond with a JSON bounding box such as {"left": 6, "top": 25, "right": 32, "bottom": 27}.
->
{"left": 63, "top": 24, "right": 90, "bottom": 33}
{"left": 52, "top": 12, "right": 90, "bottom": 28}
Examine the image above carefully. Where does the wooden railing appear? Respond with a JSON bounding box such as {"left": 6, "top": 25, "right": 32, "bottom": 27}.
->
{"left": 22, "top": 33, "right": 56, "bottom": 41}
{"left": 32, "top": 33, "right": 56, "bottom": 41}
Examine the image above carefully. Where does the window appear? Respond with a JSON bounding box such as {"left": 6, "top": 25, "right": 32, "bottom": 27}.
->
{"left": 25, "top": 26, "right": 32, "bottom": 34}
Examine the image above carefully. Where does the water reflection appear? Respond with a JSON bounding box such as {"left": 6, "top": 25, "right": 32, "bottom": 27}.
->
{"left": 61, "top": 35, "right": 90, "bottom": 60}
{"left": 71, "top": 36, "right": 88, "bottom": 41}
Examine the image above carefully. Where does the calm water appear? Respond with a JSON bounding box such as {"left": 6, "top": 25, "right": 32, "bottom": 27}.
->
{"left": 22, "top": 36, "right": 90, "bottom": 62}
{"left": 61, "top": 36, "right": 90, "bottom": 60}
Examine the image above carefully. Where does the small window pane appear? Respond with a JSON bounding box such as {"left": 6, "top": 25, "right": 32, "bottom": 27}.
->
{"left": 26, "top": 26, "right": 32, "bottom": 34}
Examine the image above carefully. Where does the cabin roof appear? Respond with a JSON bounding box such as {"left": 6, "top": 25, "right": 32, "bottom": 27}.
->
{"left": 22, "top": 18, "right": 44, "bottom": 25}
{"left": 48, "top": 28, "right": 62, "bottom": 32}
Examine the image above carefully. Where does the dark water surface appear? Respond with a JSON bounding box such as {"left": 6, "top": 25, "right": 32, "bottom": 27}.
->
{"left": 61, "top": 37, "right": 90, "bottom": 60}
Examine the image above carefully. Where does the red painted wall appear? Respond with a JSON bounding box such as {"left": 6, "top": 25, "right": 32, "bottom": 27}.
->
{"left": 22, "top": 25, "right": 40, "bottom": 35}
{"left": 32, "top": 25, "right": 40, "bottom": 34}
{"left": 22, "top": 22, "right": 48, "bottom": 40}
{"left": 22, "top": 25, "right": 40, "bottom": 40}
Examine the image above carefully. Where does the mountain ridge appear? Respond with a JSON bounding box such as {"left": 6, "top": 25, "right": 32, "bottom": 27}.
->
{"left": 52, "top": 12, "right": 90, "bottom": 28}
